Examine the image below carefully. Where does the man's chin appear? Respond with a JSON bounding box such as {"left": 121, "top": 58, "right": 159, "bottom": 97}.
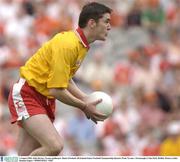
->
{"left": 95, "top": 35, "right": 107, "bottom": 41}
{"left": 98, "top": 37, "right": 106, "bottom": 41}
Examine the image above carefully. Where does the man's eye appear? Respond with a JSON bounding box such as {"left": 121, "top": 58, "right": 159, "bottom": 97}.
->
{"left": 106, "top": 19, "right": 110, "bottom": 23}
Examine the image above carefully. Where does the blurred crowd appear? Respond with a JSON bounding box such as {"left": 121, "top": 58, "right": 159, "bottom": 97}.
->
{"left": 0, "top": 0, "right": 180, "bottom": 156}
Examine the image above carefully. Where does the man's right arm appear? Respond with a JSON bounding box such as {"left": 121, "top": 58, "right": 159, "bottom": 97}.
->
{"left": 49, "top": 88, "right": 107, "bottom": 123}
{"left": 49, "top": 88, "right": 86, "bottom": 111}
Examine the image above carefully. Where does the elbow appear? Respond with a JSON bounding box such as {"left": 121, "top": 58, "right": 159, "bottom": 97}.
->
{"left": 49, "top": 89, "right": 57, "bottom": 97}
{"left": 49, "top": 88, "right": 66, "bottom": 98}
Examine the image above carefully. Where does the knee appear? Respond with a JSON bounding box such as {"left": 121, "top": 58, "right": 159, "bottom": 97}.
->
{"left": 49, "top": 141, "right": 64, "bottom": 155}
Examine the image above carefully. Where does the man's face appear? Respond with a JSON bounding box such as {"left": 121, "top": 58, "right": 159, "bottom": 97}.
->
{"left": 93, "top": 13, "right": 111, "bottom": 41}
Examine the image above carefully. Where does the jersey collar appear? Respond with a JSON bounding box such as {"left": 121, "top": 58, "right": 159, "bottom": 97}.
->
{"left": 75, "top": 27, "right": 90, "bottom": 49}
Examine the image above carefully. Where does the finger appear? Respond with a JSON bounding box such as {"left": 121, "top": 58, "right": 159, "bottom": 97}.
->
{"left": 92, "top": 114, "right": 106, "bottom": 122}
{"left": 94, "top": 116, "right": 105, "bottom": 121}
{"left": 91, "top": 117, "right": 97, "bottom": 124}
{"left": 95, "top": 111, "right": 107, "bottom": 119}
{"left": 86, "top": 114, "right": 90, "bottom": 119}
{"left": 85, "top": 112, "right": 90, "bottom": 119}
{"left": 93, "top": 99, "right": 102, "bottom": 105}
{"left": 94, "top": 115, "right": 107, "bottom": 122}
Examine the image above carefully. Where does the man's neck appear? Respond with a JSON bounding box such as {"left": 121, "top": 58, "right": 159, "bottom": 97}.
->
{"left": 82, "top": 28, "right": 96, "bottom": 44}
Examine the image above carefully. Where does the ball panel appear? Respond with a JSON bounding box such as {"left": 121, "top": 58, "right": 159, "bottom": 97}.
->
{"left": 88, "top": 91, "right": 113, "bottom": 118}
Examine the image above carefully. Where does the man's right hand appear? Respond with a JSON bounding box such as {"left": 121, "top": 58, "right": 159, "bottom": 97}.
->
{"left": 49, "top": 88, "right": 107, "bottom": 124}
{"left": 82, "top": 99, "right": 107, "bottom": 124}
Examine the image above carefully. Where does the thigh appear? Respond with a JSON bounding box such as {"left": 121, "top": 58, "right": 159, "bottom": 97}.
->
{"left": 17, "top": 127, "right": 41, "bottom": 156}
{"left": 21, "top": 114, "right": 63, "bottom": 147}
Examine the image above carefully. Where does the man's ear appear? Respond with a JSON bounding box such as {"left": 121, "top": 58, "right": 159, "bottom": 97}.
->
{"left": 87, "top": 19, "right": 96, "bottom": 29}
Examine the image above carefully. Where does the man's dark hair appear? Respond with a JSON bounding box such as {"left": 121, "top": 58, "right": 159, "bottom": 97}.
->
{"left": 78, "top": 2, "right": 112, "bottom": 28}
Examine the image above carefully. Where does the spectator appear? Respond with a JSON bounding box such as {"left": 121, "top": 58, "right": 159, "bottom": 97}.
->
{"left": 142, "top": 0, "right": 165, "bottom": 28}
{"left": 0, "top": 0, "right": 180, "bottom": 156}
{"left": 77, "top": 51, "right": 113, "bottom": 90}
{"left": 160, "top": 121, "right": 180, "bottom": 156}
{"left": 126, "top": 0, "right": 142, "bottom": 27}
{"left": 66, "top": 110, "right": 97, "bottom": 153}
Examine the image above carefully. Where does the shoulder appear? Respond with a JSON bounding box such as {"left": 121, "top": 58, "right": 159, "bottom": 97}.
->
{"left": 50, "top": 31, "right": 79, "bottom": 50}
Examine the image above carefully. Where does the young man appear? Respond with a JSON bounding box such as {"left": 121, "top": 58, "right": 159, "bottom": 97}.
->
{"left": 8, "top": 2, "right": 112, "bottom": 156}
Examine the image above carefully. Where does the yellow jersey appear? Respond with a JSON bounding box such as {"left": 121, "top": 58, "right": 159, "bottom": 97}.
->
{"left": 20, "top": 27, "right": 89, "bottom": 98}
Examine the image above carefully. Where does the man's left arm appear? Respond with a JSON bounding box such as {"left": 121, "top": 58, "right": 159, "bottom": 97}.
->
{"left": 67, "top": 79, "right": 88, "bottom": 101}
